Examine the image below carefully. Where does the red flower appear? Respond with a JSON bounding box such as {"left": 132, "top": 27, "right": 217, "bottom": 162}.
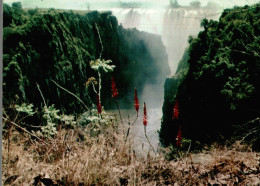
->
{"left": 176, "top": 127, "right": 182, "bottom": 147}
{"left": 172, "top": 100, "right": 179, "bottom": 119}
{"left": 97, "top": 94, "right": 102, "bottom": 114}
{"left": 143, "top": 102, "right": 148, "bottom": 126}
{"left": 134, "top": 88, "right": 139, "bottom": 114}
{"left": 111, "top": 76, "right": 118, "bottom": 98}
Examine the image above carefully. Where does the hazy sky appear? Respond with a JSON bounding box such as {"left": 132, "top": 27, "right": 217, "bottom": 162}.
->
{"left": 3, "top": 0, "right": 259, "bottom": 10}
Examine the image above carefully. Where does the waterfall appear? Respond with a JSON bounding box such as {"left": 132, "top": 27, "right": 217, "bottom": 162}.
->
{"left": 110, "top": 7, "right": 220, "bottom": 74}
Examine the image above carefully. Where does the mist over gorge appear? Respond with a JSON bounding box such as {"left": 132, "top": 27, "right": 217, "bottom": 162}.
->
{"left": 111, "top": 7, "right": 220, "bottom": 74}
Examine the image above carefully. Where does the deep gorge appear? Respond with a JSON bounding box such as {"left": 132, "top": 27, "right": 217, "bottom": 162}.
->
{"left": 3, "top": 2, "right": 260, "bottom": 151}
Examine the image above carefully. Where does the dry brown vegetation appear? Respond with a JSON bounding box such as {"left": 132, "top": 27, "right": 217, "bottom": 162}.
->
{"left": 2, "top": 123, "right": 260, "bottom": 185}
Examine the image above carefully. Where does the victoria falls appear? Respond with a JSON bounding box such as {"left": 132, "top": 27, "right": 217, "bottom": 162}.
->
{"left": 2, "top": 0, "right": 260, "bottom": 184}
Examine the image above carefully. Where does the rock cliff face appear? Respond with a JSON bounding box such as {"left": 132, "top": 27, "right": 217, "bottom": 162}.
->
{"left": 3, "top": 3, "right": 170, "bottom": 113}
{"left": 160, "top": 4, "right": 260, "bottom": 149}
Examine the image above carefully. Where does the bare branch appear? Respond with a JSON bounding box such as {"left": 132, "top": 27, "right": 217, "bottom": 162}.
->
{"left": 52, "top": 80, "right": 89, "bottom": 111}
{"left": 2, "top": 117, "right": 44, "bottom": 142}
{"left": 95, "top": 23, "right": 104, "bottom": 59}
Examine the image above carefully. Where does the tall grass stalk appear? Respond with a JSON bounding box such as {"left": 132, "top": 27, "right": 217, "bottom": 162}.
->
{"left": 2, "top": 126, "right": 260, "bottom": 185}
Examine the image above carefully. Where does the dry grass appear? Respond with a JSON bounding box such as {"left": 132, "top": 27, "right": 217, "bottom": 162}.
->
{"left": 2, "top": 125, "right": 260, "bottom": 185}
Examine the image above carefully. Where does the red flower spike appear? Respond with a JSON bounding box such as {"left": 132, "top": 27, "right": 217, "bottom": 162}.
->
{"left": 97, "top": 94, "right": 102, "bottom": 114}
{"left": 111, "top": 76, "right": 118, "bottom": 98}
{"left": 172, "top": 100, "right": 179, "bottom": 119}
{"left": 134, "top": 88, "right": 139, "bottom": 114}
{"left": 143, "top": 102, "right": 148, "bottom": 126}
{"left": 176, "top": 127, "right": 182, "bottom": 147}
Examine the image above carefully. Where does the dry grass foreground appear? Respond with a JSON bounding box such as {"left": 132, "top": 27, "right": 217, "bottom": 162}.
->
{"left": 2, "top": 124, "right": 260, "bottom": 185}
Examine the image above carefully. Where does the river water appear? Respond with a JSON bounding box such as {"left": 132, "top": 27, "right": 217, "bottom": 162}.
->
{"left": 108, "top": 106, "right": 162, "bottom": 154}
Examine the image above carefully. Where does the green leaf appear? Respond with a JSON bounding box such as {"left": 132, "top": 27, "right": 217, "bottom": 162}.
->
{"left": 15, "top": 103, "right": 35, "bottom": 116}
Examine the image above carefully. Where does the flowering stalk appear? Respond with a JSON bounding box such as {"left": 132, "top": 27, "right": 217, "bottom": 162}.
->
{"left": 134, "top": 88, "right": 139, "bottom": 117}
{"left": 131, "top": 88, "right": 139, "bottom": 125}
{"left": 111, "top": 76, "right": 118, "bottom": 98}
{"left": 125, "top": 88, "right": 140, "bottom": 142}
{"left": 172, "top": 100, "right": 179, "bottom": 119}
{"left": 125, "top": 114, "right": 131, "bottom": 142}
{"left": 143, "top": 102, "right": 156, "bottom": 155}
{"left": 176, "top": 126, "right": 182, "bottom": 154}
{"left": 90, "top": 58, "right": 115, "bottom": 107}
{"left": 98, "top": 71, "right": 102, "bottom": 105}
{"left": 97, "top": 93, "right": 102, "bottom": 116}
{"left": 176, "top": 126, "right": 182, "bottom": 148}
{"left": 173, "top": 99, "right": 182, "bottom": 152}
{"left": 111, "top": 76, "right": 123, "bottom": 124}
{"left": 143, "top": 102, "right": 147, "bottom": 126}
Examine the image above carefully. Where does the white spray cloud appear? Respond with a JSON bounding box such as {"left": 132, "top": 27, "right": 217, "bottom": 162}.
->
{"left": 3, "top": 0, "right": 259, "bottom": 9}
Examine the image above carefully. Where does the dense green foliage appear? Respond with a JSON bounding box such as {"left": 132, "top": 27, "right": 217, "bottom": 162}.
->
{"left": 160, "top": 4, "right": 260, "bottom": 149}
{"left": 3, "top": 3, "right": 169, "bottom": 114}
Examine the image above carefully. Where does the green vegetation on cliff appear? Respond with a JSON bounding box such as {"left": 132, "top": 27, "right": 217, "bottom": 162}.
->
{"left": 3, "top": 3, "right": 169, "bottom": 114}
{"left": 160, "top": 4, "right": 260, "bottom": 149}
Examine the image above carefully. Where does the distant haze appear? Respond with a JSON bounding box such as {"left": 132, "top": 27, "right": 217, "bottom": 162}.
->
{"left": 4, "top": 0, "right": 258, "bottom": 74}
{"left": 3, "top": 0, "right": 259, "bottom": 10}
